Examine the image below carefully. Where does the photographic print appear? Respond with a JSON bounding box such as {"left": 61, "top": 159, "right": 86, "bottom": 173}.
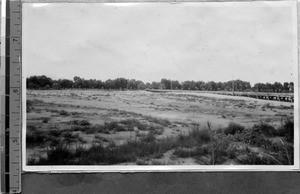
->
{"left": 23, "top": 1, "right": 298, "bottom": 169}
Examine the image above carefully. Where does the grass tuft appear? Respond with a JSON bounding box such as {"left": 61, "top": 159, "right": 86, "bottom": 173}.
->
{"left": 27, "top": 117, "right": 294, "bottom": 165}
{"left": 224, "top": 122, "right": 245, "bottom": 135}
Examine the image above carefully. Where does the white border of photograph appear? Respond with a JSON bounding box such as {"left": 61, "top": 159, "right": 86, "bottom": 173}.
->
{"left": 22, "top": 0, "right": 299, "bottom": 172}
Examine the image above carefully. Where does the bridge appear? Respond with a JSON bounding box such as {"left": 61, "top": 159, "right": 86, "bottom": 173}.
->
{"left": 213, "top": 91, "right": 294, "bottom": 102}
{"left": 146, "top": 89, "right": 294, "bottom": 102}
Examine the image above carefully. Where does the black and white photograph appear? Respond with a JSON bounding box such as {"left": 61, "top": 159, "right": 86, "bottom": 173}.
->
{"left": 23, "top": 1, "right": 298, "bottom": 169}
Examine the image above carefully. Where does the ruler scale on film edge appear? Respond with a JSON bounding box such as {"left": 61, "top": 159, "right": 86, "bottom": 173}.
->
{"left": 1, "top": 0, "right": 22, "bottom": 193}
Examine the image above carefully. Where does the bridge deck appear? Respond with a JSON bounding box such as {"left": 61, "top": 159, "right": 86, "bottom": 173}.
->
{"left": 213, "top": 91, "right": 294, "bottom": 102}
{"left": 146, "top": 89, "right": 294, "bottom": 102}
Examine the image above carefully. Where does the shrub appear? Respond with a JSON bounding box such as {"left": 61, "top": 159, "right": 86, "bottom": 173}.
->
{"left": 48, "top": 129, "right": 62, "bottom": 137}
{"left": 252, "top": 122, "right": 276, "bottom": 137}
{"left": 224, "top": 122, "right": 245, "bottom": 135}
{"left": 70, "top": 120, "right": 90, "bottom": 126}
{"left": 119, "top": 119, "right": 149, "bottom": 131}
{"left": 195, "top": 128, "right": 211, "bottom": 143}
{"left": 141, "top": 131, "right": 156, "bottom": 142}
{"left": 145, "top": 116, "right": 171, "bottom": 127}
{"left": 173, "top": 147, "right": 207, "bottom": 158}
{"left": 105, "top": 121, "right": 127, "bottom": 132}
{"left": 26, "top": 100, "right": 32, "bottom": 113}
{"left": 94, "top": 134, "right": 109, "bottom": 143}
{"left": 238, "top": 149, "right": 278, "bottom": 165}
{"left": 213, "top": 138, "right": 231, "bottom": 164}
{"left": 71, "top": 124, "right": 108, "bottom": 134}
{"left": 76, "top": 139, "right": 171, "bottom": 165}
{"left": 26, "top": 126, "right": 49, "bottom": 147}
{"left": 28, "top": 117, "right": 295, "bottom": 165}
{"left": 29, "top": 135, "right": 178, "bottom": 165}
{"left": 176, "top": 127, "right": 211, "bottom": 148}
{"left": 42, "top": 117, "right": 50, "bottom": 123}
{"left": 63, "top": 132, "right": 82, "bottom": 143}
{"left": 148, "top": 125, "right": 163, "bottom": 135}
{"left": 59, "top": 110, "right": 69, "bottom": 116}
{"left": 26, "top": 99, "right": 43, "bottom": 112}
{"left": 85, "top": 125, "right": 109, "bottom": 134}
{"left": 33, "top": 144, "right": 78, "bottom": 165}
{"left": 49, "top": 138, "right": 62, "bottom": 147}
{"left": 277, "top": 119, "right": 294, "bottom": 142}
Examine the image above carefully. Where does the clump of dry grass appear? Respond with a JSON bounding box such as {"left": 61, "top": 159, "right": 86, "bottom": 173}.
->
{"left": 27, "top": 118, "right": 294, "bottom": 165}
{"left": 144, "top": 116, "right": 172, "bottom": 127}
{"left": 223, "top": 122, "right": 245, "bottom": 135}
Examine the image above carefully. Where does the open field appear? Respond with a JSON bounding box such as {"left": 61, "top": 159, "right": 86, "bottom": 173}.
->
{"left": 26, "top": 90, "right": 294, "bottom": 165}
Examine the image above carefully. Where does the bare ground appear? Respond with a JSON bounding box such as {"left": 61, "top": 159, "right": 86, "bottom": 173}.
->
{"left": 26, "top": 90, "right": 294, "bottom": 165}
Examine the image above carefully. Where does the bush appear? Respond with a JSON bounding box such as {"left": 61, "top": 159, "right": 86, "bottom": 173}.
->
{"left": 105, "top": 121, "right": 127, "bottom": 132}
{"left": 63, "top": 132, "right": 83, "bottom": 143}
{"left": 26, "top": 126, "right": 48, "bottom": 147}
{"left": 224, "top": 122, "right": 245, "bottom": 135}
{"left": 30, "top": 144, "right": 78, "bottom": 165}
{"left": 173, "top": 147, "right": 196, "bottom": 158}
{"left": 26, "top": 99, "right": 43, "bottom": 112}
{"left": 192, "top": 128, "right": 211, "bottom": 143}
{"left": 28, "top": 119, "right": 294, "bottom": 165}
{"left": 86, "top": 125, "right": 109, "bottom": 134}
{"left": 173, "top": 146, "right": 208, "bottom": 158}
{"left": 59, "top": 110, "right": 69, "bottom": 116}
{"left": 238, "top": 149, "right": 278, "bottom": 165}
{"left": 141, "top": 131, "right": 156, "bottom": 142}
{"left": 145, "top": 116, "right": 171, "bottom": 127}
{"left": 29, "top": 136, "right": 177, "bottom": 165}
{"left": 119, "top": 119, "right": 148, "bottom": 131}
{"left": 94, "top": 134, "right": 109, "bottom": 143}
{"left": 77, "top": 138, "right": 175, "bottom": 165}
{"left": 27, "top": 126, "right": 64, "bottom": 147}
{"left": 213, "top": 138, "right": 231, "bottom": 164}
{"left": 70, "top": 119, "right": 165, "bottom": 135}
{"left": 176, "top": 127, "right": 211, "bottom": 148}
{"left": 252, "top": 122, "right": 276, "bottom": 137}
{"left": 277, "top": 119, "right": 294, "bottom": 142}
{"left": 26, "top": 100, "right": 32, "bottom": 113}
{"left": 70, "top": 124, "right": 108, "bottom": 134}
{"left": 42, "top": 117, "right": 50, "bottom": 123}
{"left": 48, "top": 129, "right": 62, "bottom": 137}
{"left": 70, "top": 120, "right": 90, "bottom": 126}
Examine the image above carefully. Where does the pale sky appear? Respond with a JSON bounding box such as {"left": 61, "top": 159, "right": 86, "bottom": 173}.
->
{"left": 23, "top": 2, "right": 297, "bottom": 85}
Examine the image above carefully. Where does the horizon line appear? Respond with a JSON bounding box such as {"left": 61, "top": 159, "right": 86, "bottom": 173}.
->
{"left": 26, "top": 74, "right": 294, "bottom": 85}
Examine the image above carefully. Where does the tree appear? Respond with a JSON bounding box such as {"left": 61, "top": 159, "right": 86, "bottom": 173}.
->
{"left": 289, "top": 82, "right": 294, "bottom": 93}
{"left": 127, "top": 79, "right": 138, "bottom": 90}
{"left": 283, "top": 82, "right": 289, "bottom": 92}
{"left": 27, "top": 75, "right": 53, "bottom": 89}
{"left": 195, "top": 81, "right": 205, "bottom": 91}
{"left": 273, "top": 82, "right": 283, "bottom": 93}
{"left": 104, "top": 79, "right": 114, "bottom": 90}
{"left": 161, "top": 79, "right": 171, "bottom": 90}
{"left": 28, "top": 74, "right": 292, "bottom": 94}
{"left": 136, "top": 81, "right": 146, "bottom": 90}
{"left": 171, "top": 80, "right": 182, "bottom": 90}
{"left": 206, "top": 81, "right": 216, "bottom": 91}
{"left": 182, "top": 81, "right": 196, "bottom": 90}
{"left": 58, "top": 79, "right": 73, "bottom": 89}
{"left": 95, "top": 80, "right": 104, "bottom": 89}
{"left": 150, "top": 81, "right": 161, "bottom": 89}
{"left": 114, "top": 78, "right": 128, "bottom": 90}
{"left": 73, "top": 76, "right": 82, "bottom": 88}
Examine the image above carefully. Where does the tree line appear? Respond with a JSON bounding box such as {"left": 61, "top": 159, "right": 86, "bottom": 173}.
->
{"left": 26, "top": 75, "right": 294, "bottom": 93}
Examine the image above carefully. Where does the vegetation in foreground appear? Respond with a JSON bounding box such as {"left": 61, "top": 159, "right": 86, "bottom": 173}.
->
{"left": 27, "top": 118, "right": 294, "bottom": 165}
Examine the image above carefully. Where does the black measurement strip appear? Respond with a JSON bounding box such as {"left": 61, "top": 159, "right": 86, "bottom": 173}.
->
{"left": 5, "top": 0, "right": 10, "bottom": 193}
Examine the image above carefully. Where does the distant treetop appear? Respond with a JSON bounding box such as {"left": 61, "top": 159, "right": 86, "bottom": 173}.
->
{"left": 26, "top": 75, "right": 293, "bottom": 93}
